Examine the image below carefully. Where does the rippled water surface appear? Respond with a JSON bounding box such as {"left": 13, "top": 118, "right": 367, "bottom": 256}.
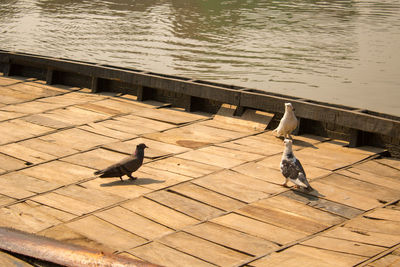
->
{"left": 1, "top": 0, "right": 399, "bottom": 115}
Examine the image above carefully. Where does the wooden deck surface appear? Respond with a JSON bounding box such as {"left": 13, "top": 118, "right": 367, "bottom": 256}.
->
{"left": 0, "top": 75, "right": 400, "bottom": 267}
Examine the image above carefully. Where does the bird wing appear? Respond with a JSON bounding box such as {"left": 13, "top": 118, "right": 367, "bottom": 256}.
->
{"left": 96, "top": 156, "right": 136, "bottom": 177}
{"left": 281, "top": 158, "right": 309, "bottom": 188}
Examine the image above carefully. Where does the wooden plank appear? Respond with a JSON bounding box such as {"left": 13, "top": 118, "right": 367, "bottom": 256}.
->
{"left": 236, "top": 204, "right": 330, "bottom": 234}
{"left": 354, "top": 160, "right": 400, "bottom": 178}
{"left": 255, "top": 131, "right": 327, "bottom": 149}
{"left": 176, "top": 149, "right": 247, "bottom": 169}
{"left": 0, "top": 152, "right": 28, "bottom": 171}
{"left": 0, "top": 110, "right": 24, "bottom": 121}
{"left": 102, "top": 137, "right": 190, "bottom": 158}
{"left": 65, "top": 215, "right": 147, "bottom": 250}
{"left": 301, "top": 236, "right": 385, "bottom": 257}
{"left": 0, "top": 194, "right": 15, "bottom": 206}
{"left": 0, "top": 100, "right": 64, "bottom": 114}
{"left": 18, "top": 137, "right": 79, "bottom": 157}
{"left": 185, "top": 222, "right": 279, "bottom": 256}
{"left": 54, "top": 184, "right": 124, "bottom": 208}
{"left": 344, "top": 217, "right": 400, "bottom": 235}
{"left": 217, "top": 136, "right": 283, "bottom": 156}
{"left": 250, "top": 245, "right": 366, "bottom": 267}
{"left": 40, "top": 128, "right": 117, "bottom": 151}
{"left": 21, "top": 160, "right": 94, "bottom": 185}
{"left": 7, "top": 82, "right": 64, "bottom": 98}
{"left": 22, "top": 113, "right": 73, "bottom": 129}
{"left": 38, "top": 224, "right": 114, "bottom": 253}
{"left": 365, "top": 209, "right": 400, "bottom": 222}
{"left": 31, "top": 192, "right": 100, "bottom": 216}
{"left": 257, "top": 195, "right": 344, "bottom": 226}
{"left": 145, "top": 157, "right": 221, "bottom": 178}
{"left": 0, "top": 201, "right": 66, "bottom": 233}
{"left": 169, "top": 182, "right": 245, "bottom": 211}
{"left": 193, "top": 170, "right": 284, "bottom": 203}
{"left": 130, "top": 166, "right": 192, "bottom": 190}
{"left": 61, "top": 148, "right": 129, "bottom": 170}
{"left": 129, "top": 241, "right": 215, "bottom": 267}
{"left": 0, "top": 76, "right": 21, "bottom": 86}
{"left": 79, "top": 123, "right": 138, "bottom": 140}
{"left": 24, "top": 200, "right": 75, "bottom": 222}
{"left": 211, "top": 213, "right": 306, "bottom": 245}
{"left": 337, "top": 167, "right": 400, "bottom": 192}
{"left": 96, "top": 206, "right": 173, "bottom": 240}
{"left": 147, "top": 190, "right": 223, "bottom": 221}
{"left": 129, "top": 107, "right": 208, "bottom": 125}
{"left": 158, "top": 231, "right": 251, "bottom": 267}
{"left": 0, "top": 142, "right": 56, "bottom": 164}
{"left": 375, "top": 157, "right": 400, "bottom": 170}
{"left": 281, "top": 190, "right": 364, "bottom": 219}
{"left": 368, "top": 254, "right": 400, "bottom": 267}
{"left": 308, "top": 181, "right": 382, "bottom": 210}
{"left": 0, "top": 119, "right": 53, "bottom": 144}
{"left": 317, "top": 173, "right": 400, "bottom": 203}
{"left": 0, "top": 172, "right": 58, "bottom": 195}
{"left": 88, "top": 98, "right": 148, "bottom": 114}
{"left": 143, "top": 123, "right": 245, "bottom": 149}
{"left": 322, "top": 226, "right": 400, "bottom": 248}
{"left": 122, "top": 197, "right": 199, "bottom": 230}
{"left": 0, "top": 250, "right": 34, "bottom": 267}
{"left": 76, "top": 102, "right": 123, "bottom": 116}
{"left": 38, "top": 106, "right": 109, "bottom": 126}
{"left": 39, "top": 91, "right": 105, "bottom": 105}
{"left": 180, "top": 145, "right": 264, "bottom": 167}
{"left": 80, "top": 178, "right": 151, "bottom": 199}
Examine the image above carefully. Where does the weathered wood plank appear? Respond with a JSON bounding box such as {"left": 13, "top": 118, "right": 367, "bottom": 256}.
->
{"left": 121, "top": 197, "right": 199, "bottom": 230}
{"left": 80, "top": 178, "right": 151, "bottom": 199}
{"left": 0, "top": 142, "right": 56, "bottom": 164}
{"left": 368, "top": 254, "right": 400, "bottom": 267}
{"left": 365, "top": 208, "right": 400, "bottom": 222}
{"left": 354, "top": 160, "right": 400, "bottom": 178}
{"left": 250, "top": 245, "right": 366, "bottom": 267}
{"left": 18, "top": 137, "right": 79, "bottom": 157}
{"left": 61, "top": 148, "right": 129, "bottom": 170}
{"left": 169, "top": 182, "right": 245, "bottom": 211}
{"left": 0, "top": 152, "right": 28, "bottom": 171}
{"left": 65, "top": 215, "right": 147, "bottom": 250}
{"left": 0, "top": 110, "right": 24, "bottom": 121}
{"left": 344, "top": 217, "right": 400, "bottom": 235}
{"left": 158, "top": 231, "right": 251, "bottom": 267}
{"left": 102, "top": 137, "right": 190, "bottom": 159}
{"left": 322, "top": 226, "right": 400, "bottom": 248}
{"left": 21, "top": 160, "right": 94, "bottom": 185}
{"left": 129, "top": 242, "right": 215, "bottom": 267}
{"left": 145, "top": 157, "right": 221, "bottom": 178}
{"left": 79, "top": 123, "right": 138, "bottom": 140}
{"left": 301, "top": 236, "right": 385, "bottom": 257}
{"left": 147, "top": 190, "right": 223, "bottom": 221}
{"left": 129, "top": 107, "right": 208, "bottom": 125}
{"left": 211, "top": 213, "right": 306, "bottom": 245}
{"left": 193, "top": 170, "right": 284, "bottom": 203}
{"left": 0, "top": 250, "right": 34, "bottom": 267}
{"left": 337, "top": 167, "right": 400, "bottom": 192}
{"left": 0, "top": 100, "right": 64, "bottom": 114}
{"left": 185, "top": 222, "right": 279, "bottom": 256}
{"left": 0, "top": 172, "right": 58, "bottom": 195}
{"left": 40, "top": 128, "right": 117, "bottom": 151}
{"left": 96, "top": 206, "right": 173, "bottom": 240}
{"left": 318, "top": 173, "right": 400, "bottom": 203}
{"left": 281, "top": 190, "right": 364, "bottom": 219}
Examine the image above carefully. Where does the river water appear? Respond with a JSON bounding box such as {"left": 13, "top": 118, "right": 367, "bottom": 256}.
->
{"left": 1, "top": 0, "right": 399, "bottom": 116}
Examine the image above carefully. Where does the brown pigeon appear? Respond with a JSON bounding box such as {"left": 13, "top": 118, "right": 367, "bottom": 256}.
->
{"left": 94, "top": 143, "right": 147, "bottom": 181}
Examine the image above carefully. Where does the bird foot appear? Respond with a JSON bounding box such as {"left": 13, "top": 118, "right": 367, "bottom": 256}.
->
{"left": 129, "top": 176, "right": 137, "bottom": 181}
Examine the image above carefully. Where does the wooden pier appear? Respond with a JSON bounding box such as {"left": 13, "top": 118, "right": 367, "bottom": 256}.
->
{"left": 0, "top": 74, "right": 399, "bottom": 266}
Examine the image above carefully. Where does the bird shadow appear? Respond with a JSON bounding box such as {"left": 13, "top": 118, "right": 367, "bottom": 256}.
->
{"left": 290, "top": 187, "right": 325, "bottom": 199}
{"left": 293, "top": 139, "right": 318, "bottom": 149}
{"left": 100, "top": 177, "right": 165, "bottom": 187}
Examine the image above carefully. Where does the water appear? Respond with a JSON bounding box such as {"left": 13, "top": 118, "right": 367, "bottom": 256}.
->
{"left": 1, "top": 0, "right": 400, "bottom": 116}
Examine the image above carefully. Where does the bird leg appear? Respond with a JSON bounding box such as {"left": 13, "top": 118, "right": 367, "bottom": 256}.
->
{"left": 282, "top": 178, "right": 290, "bottom": 188}
{"left": 127, "top": 173, "right": 137, "bottom": 180}
{"left": 119, "top": 176, "right": 124, "bottom": 181}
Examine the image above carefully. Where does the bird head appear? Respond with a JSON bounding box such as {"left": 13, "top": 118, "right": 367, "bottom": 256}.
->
{"left": 283, "top": 138, "right": 293, "bottom": 148}
{"left": 285, "top": 102, "right": 295, "bottom": 112}
{"left": 136, "top": 143, "right": 148, "bottom": 150}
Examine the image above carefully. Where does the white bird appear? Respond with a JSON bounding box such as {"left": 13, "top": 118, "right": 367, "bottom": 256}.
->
{"left": 273, "top": 103, "right": 298, "bottom": 139}
{"left": 280, "top": 138, "right": 313, "bottom": 191}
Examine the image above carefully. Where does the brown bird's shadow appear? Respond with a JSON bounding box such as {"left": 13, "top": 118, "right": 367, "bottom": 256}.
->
{"left": 293, "top": 139, "right": 318, "bottom": 149}
{"left": 100, "top": 177, "right": 165, "bottom": 187}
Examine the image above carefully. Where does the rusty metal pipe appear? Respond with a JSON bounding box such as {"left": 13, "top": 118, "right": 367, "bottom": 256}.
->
{"left": 0, "top": 227, "right": 160, "bottom": 267}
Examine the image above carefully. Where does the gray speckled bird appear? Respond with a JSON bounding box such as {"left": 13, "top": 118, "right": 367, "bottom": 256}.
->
{"left": 280, "top": 139, "right": 313, "bottom": 191}
{"left": 94, "top": 143, "right": 147, "bottom": 181}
